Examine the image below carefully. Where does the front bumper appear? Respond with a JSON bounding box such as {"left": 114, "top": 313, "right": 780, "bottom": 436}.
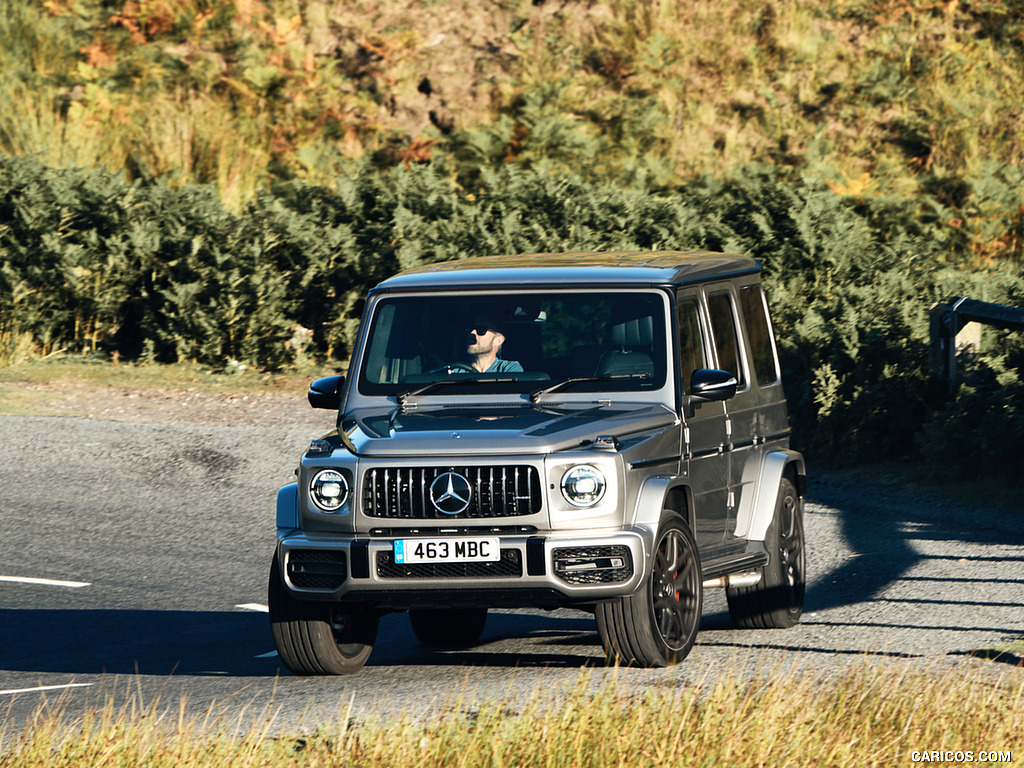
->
{"left": 275, "top": 529, "right": 651, "bottom": 609}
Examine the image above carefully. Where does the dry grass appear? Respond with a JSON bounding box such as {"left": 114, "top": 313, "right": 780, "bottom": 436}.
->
{"left": 0, "top": 360, "right": 331, "bottom": 415}
{"left": 2, "top": 663, "right": 1020, "bottom": 767}
{"left": 0, "top": 80, "right": 274, "bottom": 209}
{"left": 5, "top": 0, "right": 1023, "bottom": 211}
{"left": 0, "top": 382, "right": 58, "bottom": 416}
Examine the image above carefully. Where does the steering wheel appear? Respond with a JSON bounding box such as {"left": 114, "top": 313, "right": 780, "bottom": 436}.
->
{"left": 427, "top": 362, "right": 477, "bottom": 374}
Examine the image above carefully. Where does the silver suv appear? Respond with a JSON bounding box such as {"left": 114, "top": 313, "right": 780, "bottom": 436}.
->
{"left": 269, "top": 251, "right": 807, "bottom": 674}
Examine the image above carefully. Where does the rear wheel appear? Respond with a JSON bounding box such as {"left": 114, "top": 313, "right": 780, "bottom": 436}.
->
{"left": 268, "top": 557, "right": 378, "bottom": 675}
{"left": 595, "top": 516, "right": 702, "bottom": 667}
{"left": 409, "top": 607, "right": 488, "bottom": 647}
{"left": 726, "top": 477, "right": 805, "bottom": 628}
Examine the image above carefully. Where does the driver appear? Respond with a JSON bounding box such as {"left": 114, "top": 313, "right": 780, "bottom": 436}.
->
{"left": 465, "top": 315, "right": 523, "bottom": 373}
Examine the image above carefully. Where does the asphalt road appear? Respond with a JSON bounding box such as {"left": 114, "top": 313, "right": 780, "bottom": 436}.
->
{"left": 1, "top": 413, "right": 1022, "bottom": 732}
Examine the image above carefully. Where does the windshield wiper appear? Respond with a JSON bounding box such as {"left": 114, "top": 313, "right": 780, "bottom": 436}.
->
{"left": 529, "top": 373, "right": 651, "bottom": 404}
{"left": 398, "top": 377, "right": 520, "bottom": 408}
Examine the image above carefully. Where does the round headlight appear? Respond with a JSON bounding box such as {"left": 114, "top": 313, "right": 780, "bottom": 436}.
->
{"left": 560, "top": 465, "right": 607, "bottom": 507}
{"left": 309, "top": 469, "right": 349, "bottom": 512}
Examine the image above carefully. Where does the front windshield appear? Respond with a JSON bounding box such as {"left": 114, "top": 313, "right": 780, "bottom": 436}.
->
{"left": 357, "top": 290, "right": 668, "bottom": 397}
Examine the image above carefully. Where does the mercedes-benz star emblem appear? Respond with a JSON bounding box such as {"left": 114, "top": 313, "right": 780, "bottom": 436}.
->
{"left": 429, "top": 471, "right": 472, "bottom": 515}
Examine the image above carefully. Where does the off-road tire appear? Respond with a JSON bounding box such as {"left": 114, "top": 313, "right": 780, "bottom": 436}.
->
{"left": 268, "top": 557, "right": 378, "bottom": 675}
{"left": 595, "top": 515, "right": 702, "bottom": 667}
{"left": 409, "top": 607, "right": 488, "bottom": 647}
{"left": 726, "top": 477, "right": 805, "bottom": 629}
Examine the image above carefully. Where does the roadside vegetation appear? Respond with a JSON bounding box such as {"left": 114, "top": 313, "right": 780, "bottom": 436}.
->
{"left": 2, "top": 0, "right": 1023, "bottom": 480}
{"left": 0, "top": 358, "right": 318, "bottom": 418}
{"left": 2, "top": 664, "right": 1021, "bottom": 767}
{"left": 0, "top": 358, "right": 317, "bottom": 397}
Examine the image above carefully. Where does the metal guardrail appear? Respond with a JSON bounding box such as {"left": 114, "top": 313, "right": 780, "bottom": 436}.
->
{"left": 929, "top": 297, "right": 1024, "bottom": 391}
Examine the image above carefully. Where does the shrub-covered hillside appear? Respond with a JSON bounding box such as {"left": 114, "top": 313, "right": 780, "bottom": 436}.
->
{"left": 2, "top": 0, "right": 1023, "bottom": 257}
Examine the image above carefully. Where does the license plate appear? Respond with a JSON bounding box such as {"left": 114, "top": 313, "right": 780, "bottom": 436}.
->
{"left": 393, "top": 537, "right": 500, "bottom": 564}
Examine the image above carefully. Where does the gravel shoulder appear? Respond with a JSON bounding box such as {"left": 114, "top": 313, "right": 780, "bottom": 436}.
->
{"left": 0, "top": 377, "right": 327, "bottom": 429}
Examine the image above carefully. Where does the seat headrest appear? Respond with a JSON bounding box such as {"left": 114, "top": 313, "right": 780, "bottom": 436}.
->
{"left": 610, "top": 315, "right": 654, "bottom": 347}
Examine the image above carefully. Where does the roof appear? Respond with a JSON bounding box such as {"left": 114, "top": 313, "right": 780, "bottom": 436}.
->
{"left": 372, "top": 251, "right": 760, "bottom": 293}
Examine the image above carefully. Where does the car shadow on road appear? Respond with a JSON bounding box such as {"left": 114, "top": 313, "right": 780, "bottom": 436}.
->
{"left": 0, "top": 608, "right": 607, "bottom": 677}
{"left": 0, "top": 608, "right": 278, "bottom": 677}
{"left": 803, "top": 475, "right": 1024, "bottom": 615}
{"left": 365, "top": 611, "right": 604, "bottom": 669}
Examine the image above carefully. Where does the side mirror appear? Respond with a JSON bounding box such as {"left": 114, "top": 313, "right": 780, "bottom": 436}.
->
{"left": 689, "top": 368, "right": 737, "bottom": 401}
{"left": 307, "top": 375, "right": 345, "bottom": 410}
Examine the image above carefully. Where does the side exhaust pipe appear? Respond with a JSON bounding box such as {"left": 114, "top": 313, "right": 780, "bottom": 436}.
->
{"left": 702, "top": 571, "right": 762, "bottom": 589}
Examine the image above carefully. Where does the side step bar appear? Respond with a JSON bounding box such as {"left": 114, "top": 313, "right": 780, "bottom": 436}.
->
{"left": 700, "top": 548, "right": 769, "bottom": 587}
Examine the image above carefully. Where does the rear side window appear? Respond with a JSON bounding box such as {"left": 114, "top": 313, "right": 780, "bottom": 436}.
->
{"left": 739, "top": 285, "right": 779, "bottom": 386}
{"left": 707, "top": 292, "right": 745, "bottom": 386}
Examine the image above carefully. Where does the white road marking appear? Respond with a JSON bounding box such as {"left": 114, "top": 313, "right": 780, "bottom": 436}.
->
{"left": 236, "top": 603, "right": 269, "bottom": 612}
{"left": 255, "top": 651, "right": 279, "bottom": 658}
{"left": 0, "top": 575, "right": 90, "bottom": 588}
{"left": 0, "top": 683, "right": 93, "bottom": 696}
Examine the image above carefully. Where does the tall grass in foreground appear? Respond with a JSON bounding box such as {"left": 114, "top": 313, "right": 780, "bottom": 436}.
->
{"left": 2, "top": 663, "right": 1020, "bottom": 767}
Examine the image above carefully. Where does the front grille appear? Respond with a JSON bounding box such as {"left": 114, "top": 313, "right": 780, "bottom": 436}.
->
{"left": 287, "top": 549, "right": 347, "bottom": 590}
{"left": 362, "top": 466, "right": 541, "bottom": 519}
{"left": 552, "top": 546, "right": 633, "bottom": 585}
{"left": 376, "top": 549, "right": 523, "bottom": 579}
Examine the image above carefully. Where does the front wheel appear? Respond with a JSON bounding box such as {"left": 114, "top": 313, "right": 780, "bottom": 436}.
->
{"left": 726, "top": 477, "right": 805, "bottom": 629}
{"left": 268, "top": 557, "right": 379, "bottom": 675}
{"left": 595, "top": 516, "right": 702, "bottom": 667}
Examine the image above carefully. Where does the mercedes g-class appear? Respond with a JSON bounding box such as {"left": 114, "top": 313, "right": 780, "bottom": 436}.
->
{"left": 269, "top": 251, "right": 807, "bottom": 674}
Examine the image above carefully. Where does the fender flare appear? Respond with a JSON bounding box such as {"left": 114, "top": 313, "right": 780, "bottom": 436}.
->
{"left": 632, "top": 474, "right": 693, "bottom": 531}
{"left": 738, "top": 450, "right": 806, "bottom": 541}
{"left": 276, "top": 483, "right": 299, "bottom": 530}
{"left": 629, "top": 475, "right": 691, "bottom": 575}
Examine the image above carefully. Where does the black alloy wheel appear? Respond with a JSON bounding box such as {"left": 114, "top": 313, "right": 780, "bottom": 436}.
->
{"left": 596, "top": 515, "right": 702, "bottom": 667}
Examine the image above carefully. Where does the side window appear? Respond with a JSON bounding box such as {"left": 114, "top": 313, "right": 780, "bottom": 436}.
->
{"left": 676, "top": 299, "right": 707, "bottom": 390}
{"left": 739, "top": 284, "right": 780, "bottom": 386}
{"left": 706, "top": 292, "right": 745, "bottom": 386}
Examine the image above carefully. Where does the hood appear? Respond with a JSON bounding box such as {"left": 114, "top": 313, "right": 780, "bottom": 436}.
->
{"left": 337, "top": 402, "right": 677, "bottom": 457}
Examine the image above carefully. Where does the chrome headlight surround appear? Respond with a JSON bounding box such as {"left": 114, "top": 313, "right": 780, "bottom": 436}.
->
{"left": 560, "top": 464, "right": 607, "bottom": 507}
{"left": 308, "top": 468, "right": 350, "bottom": 512}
